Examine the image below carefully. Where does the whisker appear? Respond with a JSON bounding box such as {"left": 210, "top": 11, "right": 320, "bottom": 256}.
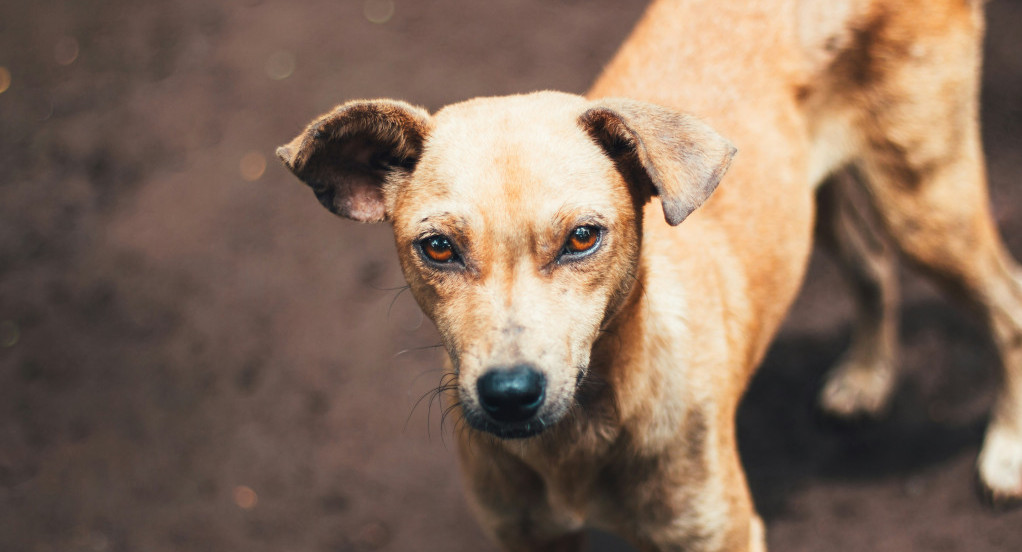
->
{"left": 439, "top": 401, "right": 463, "bottom": 448}
{"left": 404, "top": 366, "right": 459, "bottom": 437}
{"left": 392, "top": 342, "right": 445, "bottom": 359}
{"left": 405, "top": 382, "right": 452, "bottom": 433}
{"left": 369, "top": 282, "right": 413, "bottom": 292}
{"left": 407, "top": 366, "right": 443, "bottom": 391}
{"left": 386, "top": 284, "right": 412, "bottom": 320}
{"left": 427, "top": 382, "right": 458, "bottom": 428}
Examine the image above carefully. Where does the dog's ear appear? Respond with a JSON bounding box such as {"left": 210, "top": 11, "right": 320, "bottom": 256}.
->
{"left": 579, "top": 98, "right": 736, "bottom": 226}
{"left": 276, "top": 100, "right": 431, "bottom": 223}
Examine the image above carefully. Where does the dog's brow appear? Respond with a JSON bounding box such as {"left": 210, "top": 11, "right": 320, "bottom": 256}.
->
{"left": 553, "top": 207, "right": 608, "bottom": 229}
{"left": 415, "top": 212, "right": 471, "bottom": 237}
{"left": 419, "top": 212, "right": 447, "bottom": 224}
{"left": 418, "top": 212, "right": 463, "bottom": 225}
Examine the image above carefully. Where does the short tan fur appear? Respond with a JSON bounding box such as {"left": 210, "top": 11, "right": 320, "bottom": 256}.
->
{"left": 279, "top": 1, "right": 1022, "bottom": 549}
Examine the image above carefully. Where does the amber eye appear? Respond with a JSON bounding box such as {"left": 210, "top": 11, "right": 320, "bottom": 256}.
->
{"left": 563, "top": 225, "right": 601, "bottom": 256}
{"left": 419, "top": 235, "right": 458, "bottom": 264}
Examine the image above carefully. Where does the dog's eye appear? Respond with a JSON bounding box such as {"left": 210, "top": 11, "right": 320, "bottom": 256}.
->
{"left": 562, "top": 225, "right": 601, "bottom": 257}
{"left": 419, "top": 235, "right": 458, "bottom": 264}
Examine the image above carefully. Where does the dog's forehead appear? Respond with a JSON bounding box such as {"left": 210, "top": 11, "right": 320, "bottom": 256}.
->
{"left": 404, "top": 93, "right": 620, "bottom": 222}
{"left": 430, "top": 91, "right": 588, "bottom": 131}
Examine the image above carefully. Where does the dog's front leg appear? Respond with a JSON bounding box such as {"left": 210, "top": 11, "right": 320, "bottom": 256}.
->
{"left": 456, "top": 433, "right": 585, "bottom": 552}
{"left": 608, "top": 423, "right": 766, "bottom": 552}
{"left": 630, "top": 473, "right": 766, "bottom": 552}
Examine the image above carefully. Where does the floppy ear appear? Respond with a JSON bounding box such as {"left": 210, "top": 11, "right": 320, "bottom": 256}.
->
{"left": 276, "top": 99, "right": 431, "bottom": 222}
{"left": 578, "top": 98, "right": 736, "bottom": 226}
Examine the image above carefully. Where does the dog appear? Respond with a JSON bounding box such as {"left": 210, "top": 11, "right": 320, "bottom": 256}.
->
{"left": 277, "top": 0, "right": 1022, "bottom": 549}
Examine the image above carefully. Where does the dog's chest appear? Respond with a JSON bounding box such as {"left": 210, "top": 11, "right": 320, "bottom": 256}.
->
{"left": 524, "top": 432, "right": 682, "bottom": 532}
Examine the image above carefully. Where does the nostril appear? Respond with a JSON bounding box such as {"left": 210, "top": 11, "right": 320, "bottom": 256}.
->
{"left": 476, "top": 365, "right": 546, "bottom": 423}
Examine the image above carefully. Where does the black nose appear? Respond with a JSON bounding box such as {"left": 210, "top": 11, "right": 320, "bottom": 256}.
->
{"left": 476, "top": 365, "right": 546, "bottom": 424}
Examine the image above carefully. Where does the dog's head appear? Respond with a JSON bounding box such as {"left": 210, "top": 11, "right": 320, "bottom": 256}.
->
{"left": 278, "top": 91, "right": 735, "bottom": 439}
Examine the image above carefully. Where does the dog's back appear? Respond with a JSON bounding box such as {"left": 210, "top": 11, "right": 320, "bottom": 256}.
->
{"left": 589, "top": 0, "right": 989, "bottom": 372}
{"left": 590, "top": 0, "right": 1022, "bottom": 515}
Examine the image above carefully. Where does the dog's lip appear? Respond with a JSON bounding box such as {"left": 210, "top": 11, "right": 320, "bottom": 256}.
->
{"left": 463, "top": 409, "right": 554, "bottom": 440}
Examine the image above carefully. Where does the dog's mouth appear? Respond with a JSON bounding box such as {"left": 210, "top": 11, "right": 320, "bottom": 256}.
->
{"left": 462, "top": 409, "right": 555, "bottom": 439}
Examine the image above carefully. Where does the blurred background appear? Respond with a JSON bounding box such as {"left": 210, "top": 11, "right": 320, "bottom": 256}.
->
{"left": 1, "top": 0, "right": 1021, "bottom": 550}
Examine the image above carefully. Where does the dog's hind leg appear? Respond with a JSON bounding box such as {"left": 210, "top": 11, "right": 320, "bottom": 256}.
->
{"left": 816, "top": 172, "right": 901, "bottom": 418}
{"left": 860, "top": 133, "right": 1022, "bottom": 504}
{"left": 842, "top": 1, "right": 1022, "bottom": 503}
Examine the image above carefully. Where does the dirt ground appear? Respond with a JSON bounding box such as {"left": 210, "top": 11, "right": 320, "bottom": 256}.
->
{"left": 1, "top": 0, "right": 1021, "bottom": 550}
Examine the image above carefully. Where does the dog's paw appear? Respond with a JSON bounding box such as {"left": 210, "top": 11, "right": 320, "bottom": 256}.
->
{"left": 818, "top": 358, "right": 896, "bottom": 419}
{"left": 977, "top": 424, "right": 1022, "bottom": 508}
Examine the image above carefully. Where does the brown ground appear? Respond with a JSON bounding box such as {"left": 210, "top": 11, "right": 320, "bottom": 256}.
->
{"left": 1, "top": 1, "right": 1021, "bottom": 551}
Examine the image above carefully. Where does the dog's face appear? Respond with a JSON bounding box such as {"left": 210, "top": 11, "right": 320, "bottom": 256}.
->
{"left": 389, "top": 94, "right": 645, "bottom": 438}
{"left": 278, "top": 91, "right": 735, "bottom": 439}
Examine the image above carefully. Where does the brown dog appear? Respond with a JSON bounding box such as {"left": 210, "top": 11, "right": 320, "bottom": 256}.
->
{"left": 277, "top": 0, "right": 1022, "bottom": 549}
